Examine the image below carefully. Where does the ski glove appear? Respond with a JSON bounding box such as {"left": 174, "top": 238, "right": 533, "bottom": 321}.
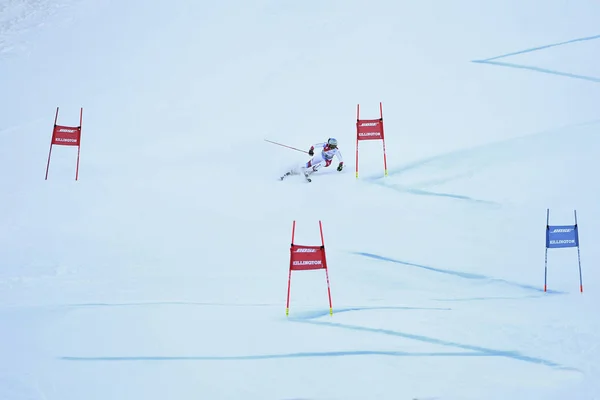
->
{"left": 337, "top": 162, "right": 344, "bottom": 171}
{"left": 308, "top": 146, "right": 314, "bottom": 156}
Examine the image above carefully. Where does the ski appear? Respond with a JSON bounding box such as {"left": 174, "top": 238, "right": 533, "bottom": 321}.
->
{"left": 278, "top": 171, "right": 312, "bottom": 182}
{"left": 279, "top": 172, "right": 312, "bottom": 182}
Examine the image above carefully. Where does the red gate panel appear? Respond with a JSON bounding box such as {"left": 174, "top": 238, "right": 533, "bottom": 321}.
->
{"left": 290, "top": 244, "right": 327, "bottom": 271}
{"left": 357, "top": 119, "right": 384, "bottom": 141}
{"left": 51, "top": 125, "right": 81, "bottom": 146}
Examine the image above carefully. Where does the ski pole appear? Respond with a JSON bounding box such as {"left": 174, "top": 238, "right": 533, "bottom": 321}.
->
{"left": 264, "top": 139, "right": 308, "bottom": 154}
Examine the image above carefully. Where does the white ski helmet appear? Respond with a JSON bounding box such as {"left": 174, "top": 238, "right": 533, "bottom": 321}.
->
{"left": 327, "top": 138, "right": 338, "bottom": 148}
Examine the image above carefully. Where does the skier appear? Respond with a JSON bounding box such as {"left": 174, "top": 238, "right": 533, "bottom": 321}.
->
{"left": 280, "top": 138, "right": 344, "bottom": 182}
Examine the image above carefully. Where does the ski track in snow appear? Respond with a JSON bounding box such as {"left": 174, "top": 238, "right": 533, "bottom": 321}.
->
{"left": 292, "top": 311, "right": 575, "bottom": 371}
{"left": 350, "top": 252, "right": 566, "bottom": 295}
{"left": 362, "top": 118, "right": 600, "bottom": 205}
{"left": 56, "top": 303, "right": 576, "bottom": 372}
{"left": 472, "top": 33, "right": 600, "bottom": 83}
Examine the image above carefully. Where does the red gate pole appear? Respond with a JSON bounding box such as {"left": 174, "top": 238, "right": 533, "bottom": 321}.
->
{"left": 355, "top": 104, "right": 360, "bottom": 179}
{"left": 320, "top": 220, "right": 333, "bottom": 315}
{"left": 380, "top": 102, "right": 388, "bottom": 177}
{"left": 75, "top": 107, "right": 83, "bottom": 180}
{"left": 286, "top": 220, "right": 296, "bottom": 316}
{"left": 45, "top": 107, "right": 59, "bottom": 180}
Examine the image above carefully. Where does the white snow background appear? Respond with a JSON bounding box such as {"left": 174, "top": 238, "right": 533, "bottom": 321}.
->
{"left": 1, "top": 1, "right": 600, "bottom": 399}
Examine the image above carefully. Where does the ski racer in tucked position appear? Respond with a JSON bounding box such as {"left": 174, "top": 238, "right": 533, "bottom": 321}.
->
{"left": 280, "top": 138, "right": 344, "bottom": 181}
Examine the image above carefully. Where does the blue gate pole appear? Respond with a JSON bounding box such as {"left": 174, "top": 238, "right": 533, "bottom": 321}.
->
{"left": 544, "top": 209, "right": 549, "bottom": 292}
{"left": 575, "top": 210, "right": 583, "bottom": 293}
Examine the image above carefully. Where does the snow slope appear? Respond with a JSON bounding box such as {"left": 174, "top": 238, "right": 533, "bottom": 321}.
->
{"left": 1, "top": 1, "right": 600, "bottom": 399}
